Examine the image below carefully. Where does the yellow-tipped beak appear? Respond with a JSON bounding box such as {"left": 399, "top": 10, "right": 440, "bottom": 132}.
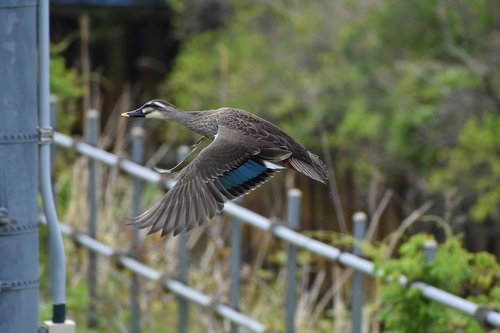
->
{"left": 121, "top": 109, "right": 145, "bottom": 118}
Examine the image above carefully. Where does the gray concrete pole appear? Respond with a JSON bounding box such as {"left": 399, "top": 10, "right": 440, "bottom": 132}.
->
{"left": 0, "top": 1, "right": 39, "bottom": 332}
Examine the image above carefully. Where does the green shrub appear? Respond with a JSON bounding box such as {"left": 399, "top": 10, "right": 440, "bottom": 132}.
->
{"left": 375, "top": 234, "right": 500, "bottom": 332}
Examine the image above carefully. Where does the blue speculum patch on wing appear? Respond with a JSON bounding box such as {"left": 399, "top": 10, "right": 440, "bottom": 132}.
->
{"left": 217, "top": 159, "right": 269, "bottom": 190}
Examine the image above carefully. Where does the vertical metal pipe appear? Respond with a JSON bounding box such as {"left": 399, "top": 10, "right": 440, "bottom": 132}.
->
{"left": 39, "top": 0, "right": 67, "bottom": 324}
{"left": 177, "top": 145, "right": 190, "bottom": 333}
{"left": 230, "top": 210, "right": 242, "bottom": 333}
{"left": 285, "top": 189, "right": 302, "bottom": 333}
{"left": 0, "top": 1, "right": 39, "bottom": 332}
{"left": 351, "top": 212, "right": 366, "bottom": 333}
{"left": 86, "top": 109, "right": 99, "bottom": 328}
{"left": 50, "top": 96, "right": 58, "bottom": 172}
{"left": 130, "top": 126, "right": 144, "bottom": 333}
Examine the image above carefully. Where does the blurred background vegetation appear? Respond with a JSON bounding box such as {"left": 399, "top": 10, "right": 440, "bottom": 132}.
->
{"left": 51, "top": 0, "right": 500, "bottom": 254}
{"left": 45, "top": 0, "right": 500, "bottom": 331}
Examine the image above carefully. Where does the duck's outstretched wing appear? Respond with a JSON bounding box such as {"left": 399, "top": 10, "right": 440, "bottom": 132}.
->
{"left": 127, "top": 125, "right": 291, "bottom": 237}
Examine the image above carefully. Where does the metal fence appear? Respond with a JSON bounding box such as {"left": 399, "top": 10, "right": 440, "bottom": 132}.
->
{"left": 49, "top": 120, "right": 500, "bottom": 332}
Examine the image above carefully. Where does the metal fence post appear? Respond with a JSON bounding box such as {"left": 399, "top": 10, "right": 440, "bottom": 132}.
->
{"left": 86, "top": 109, "right": 99, "bottom": 328}
{"left": 177, "top": 146, "right": 190, "bottom": 333}
{"left": 130, "top": 126, "right": 144, "bottom": 333}
{"left": 230, "top": 199, "right": 243, "bottom": 333}
{"left": 423, "top": 239, "right": 438, "bottom": 263}
{"left": 351, "top": 212, "right": 366, "bottom": 333}
{"left": 286, "top": 189, "right": 302, "bottom": 333}
{"left": 423, "top": 239, "right": 438, "bottom": 332}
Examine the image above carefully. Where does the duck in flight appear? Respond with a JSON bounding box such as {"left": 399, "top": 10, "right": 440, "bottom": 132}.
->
{"left": 121, "top": 100, "right": 328, "bottom": 236}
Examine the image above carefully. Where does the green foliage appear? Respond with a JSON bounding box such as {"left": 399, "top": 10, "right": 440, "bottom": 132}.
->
{"left": 164, "top": 0, "right": 500, "bottom": 220}
{"left": 50, "top": 43, "right": 83, "bottom": 133}
{"left": 375, "top": 234, "right": 500, "bottom": 332}
{"left": 430, "top": 113, "right": 500, "bottom": 221}
{"left": 384, "top": 61, "right": 480, "bottom": 170}
{"left": 50, "top": 55, "right": 84, "bottom": 102}
{"left": 371, "top": 0, "right": 442, "bottom": 56}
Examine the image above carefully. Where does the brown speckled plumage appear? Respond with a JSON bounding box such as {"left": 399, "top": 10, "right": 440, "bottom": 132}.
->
{"left": 121, "top": 100, "right": 328, "bottom": 236}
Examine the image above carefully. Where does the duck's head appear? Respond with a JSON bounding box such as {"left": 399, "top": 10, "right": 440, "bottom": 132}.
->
{"left": 121, "top": 100, "right": 180, "bottom": 120}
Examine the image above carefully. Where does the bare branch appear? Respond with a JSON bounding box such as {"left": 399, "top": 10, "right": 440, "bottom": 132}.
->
{"left": 386, "top": 201, "right": 434, "bottom": 257}
{"left": 366, "top": 189, "right": 394, "bottom": 243}
{"left": 320, "top": 129, "right": 348, "bottom": 233}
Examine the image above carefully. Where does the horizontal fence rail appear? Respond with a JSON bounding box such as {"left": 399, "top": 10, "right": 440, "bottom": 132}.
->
{"left": 39, "top": 215, "right": 268, "bottom": 333}
{"left": 53, "top": 132, "right": 500, "bottom": 329}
